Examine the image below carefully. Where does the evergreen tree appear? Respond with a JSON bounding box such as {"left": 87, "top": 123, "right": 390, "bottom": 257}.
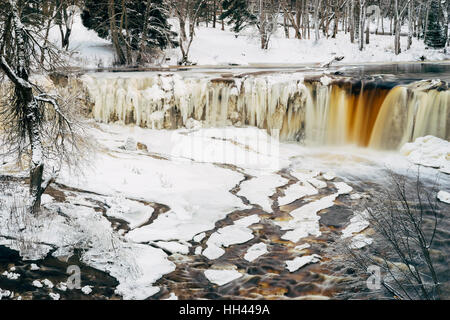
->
{"left": 81, "top": 0, "right": 177, "bottom": 62}
{"left": 220, "top": 0, "right": 257, "bottom": 33}
{"left": 425, "top": 0, "right": 446, "bottom": 48}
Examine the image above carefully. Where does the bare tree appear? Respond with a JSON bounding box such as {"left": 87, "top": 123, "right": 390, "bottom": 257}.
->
{"left": 55, "top": 0, "right": 79, "bottom": 50}
{"left": 0, "top": 0, "right": 81, "bottom": 213}
{"left": 167, "top": 0, "right": 206, "bottom": 65}
{"left": 345, "top": 171, "right": 442, "bottom": 300}
{"left": 314, "top": 0, "right": 322, "bottom": 42}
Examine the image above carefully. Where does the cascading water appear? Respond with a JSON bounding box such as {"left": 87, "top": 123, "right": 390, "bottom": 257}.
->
{"left": 80, "top": 73, "right": 449, "bottom": 150}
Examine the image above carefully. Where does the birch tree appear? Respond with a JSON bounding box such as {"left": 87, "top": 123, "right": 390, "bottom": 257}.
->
{"left": 167, "top": 0, "right": 206, "bottom": 65}
{"left": 0, "top": 0, "right": 79, "bottom": 213}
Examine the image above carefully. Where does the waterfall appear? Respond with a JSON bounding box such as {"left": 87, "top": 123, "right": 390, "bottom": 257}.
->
{"left": 80, "top": 73, "right": 449, "bottom": 150}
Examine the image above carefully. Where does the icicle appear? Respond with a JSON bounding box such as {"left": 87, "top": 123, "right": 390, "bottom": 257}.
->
{"left": 80, "top": 74, "right": 449, "bottom": 150}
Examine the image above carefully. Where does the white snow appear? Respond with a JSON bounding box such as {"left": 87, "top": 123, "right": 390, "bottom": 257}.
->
{"left": 334, "top": 182, "right": 353, "bottom": 195}
{"left": 2, "top": 271, "right": 20, "bottom": 280}
{"left": 204, "top": 269, "right": 243, "bottom": 286}
{"left": 278, "top": 180, "right": 354, "bottom": 243}
{"left": 42, "top": 279, "right": 54, "bottom": 289}
{"left": 238, "top": 174, "right": 288, "bottom": 212}
{"left": 81, "top": 286, "right": 93, "bottom": 295}
{"left": 294, "top": 243, "right": 311, "bottom": 251}
{"left": 85, "top": 243, "right": 175, "bottom": 300}
{"left": 350, "top": 193, "right": 362, "bottom": 200}
{"left": 278, "top": 194, "right": 335, "bottom": 242}
{"left": 32, "top": 280, "right": 43, "bottom": 288}
{"left": 59, "top": 13, "right": 449, "bottom": 69}
{"left": 167, "top": 21, "right": 449, "bottom": 66}
{"left": 0, "top": 288, "right": 12, "bottom": 300}
{"left": 152, "top": 241, "right": 190, "bottom": 254}
{"left": 49, "top": 293, "right": 60, "bottom": 300}
{"left": 193, "top": 232, "right": 206, "bottom": 243}
{"left": 400, "top": 136, "right": 450, "bottom": 174}
{"left": 341, "top": 210, "right": 370, "bottom": 239}
{"left": 164, "top": 293, "right": 178, "bottom": 300}
{"left": 437, "top": 191, "right": 450, "bottom": 204}
{"left": 30, "top": 264, "right": 40, "bottom": 271}
{"left": 322, "top": 171, "right": 336, "bottom": 181}
{"left": 202, "top": 245, "right": 225, "bottom": 260}
{"left": 203, "top": 214, "right": 260, "bottom": 260}
{"left": 244, "top": 243, "right": 268, "bottom": 262}
{"left": 234, "top": 214, "right": 261, "bottom": 227}
{"left": 57, "top": 283, "right": 68, "bottom": 292}
{"left": 307, "top": 178, "right": 328, "bottom": 189}
{"left": 278, "top": 181, "right": 318, "bottom": 206}
{"left": 349, "top": 234, "right": 374, "bottom": 249}
{"left": 105, "top": 197, "right": 154, "bottom": 230}
{"left": 286, "top": 254, "right": 321, "bottom": 272}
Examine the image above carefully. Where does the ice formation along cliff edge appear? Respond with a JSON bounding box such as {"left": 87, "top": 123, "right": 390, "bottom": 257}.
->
{"left": 81, "top": 73, "right": 449, "bottom": 150}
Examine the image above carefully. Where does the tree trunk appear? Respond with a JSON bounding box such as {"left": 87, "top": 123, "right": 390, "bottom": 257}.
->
{"left": 350, "top": 0, "right": 355, "bottom": 43}
{"left": 137, "top": 0, "right": 152, "bottom": 64}
{"left": 260, "top": 0, "right": 267, "bottom": 49}
{"left": 359, "top": 0, "right": 366, "bottom": 51}
{"left": 407, "top": 0, "right": 413, "bottom": 50}
{"left": 108, "top": 0, "right": 126, "bottom": 65}
{"left": 0, "top": 3, "right": 45, "bottom": 213}
{"left": 314, "top": 0, "right": 321, "bottom": 42}
{"left": 394, "top": 0, "right": 401, "bottom": 55}
{"left": 213, "top": 0, "right": 217, "bottom": 28}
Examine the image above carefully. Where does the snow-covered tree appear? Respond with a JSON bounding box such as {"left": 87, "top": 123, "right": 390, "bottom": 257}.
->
{"left": 166, "top": 0, "right": 207, "bottom": 65}
{"left": 82, "top": 0, "right": 177, "bottom": 65}
{"left": 220, "top": 0, "right": 257, "bottom": 33}
{"left": 425, "top": 0, "right": 446, "bottom": 48}
{"left": 0, "top": 0, "right": 79, "bottom": 213}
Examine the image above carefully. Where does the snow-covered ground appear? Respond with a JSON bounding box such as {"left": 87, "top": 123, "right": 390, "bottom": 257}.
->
{"left": 169, "top": 22, "right": 450, "bottom": 66}
{"left": 52, "top": 14, "right": 450, "bottom": 69}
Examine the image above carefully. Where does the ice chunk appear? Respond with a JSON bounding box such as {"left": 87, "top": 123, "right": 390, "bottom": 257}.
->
{"left": 286, "top": 254, "right": 321, "bottom": 272}
{"left": 204, "top": 269, "right": 242, "bottom": 286}
{"left": 437, "top": 191, "right": 450, "bottom": 204}
{"left": 244, "top": 243, "right": 268, "bottom": 262}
